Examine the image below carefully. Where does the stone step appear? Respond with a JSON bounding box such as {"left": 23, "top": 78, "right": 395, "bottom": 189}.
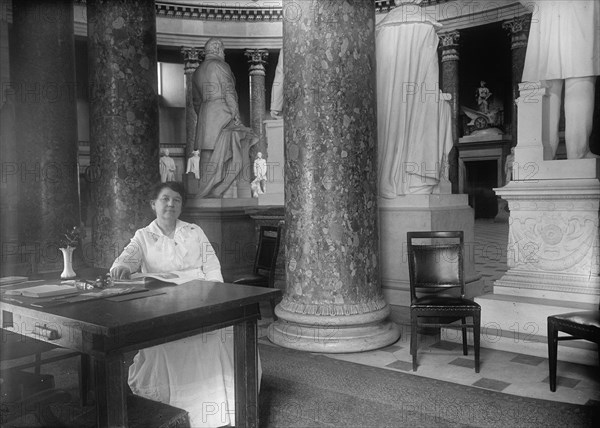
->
{"left": 443, "top": 293, "right": 598, "bottom": 366}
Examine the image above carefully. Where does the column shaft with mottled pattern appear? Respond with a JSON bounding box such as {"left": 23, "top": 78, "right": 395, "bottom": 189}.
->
{"left": 269, "top": 0, "right": 399, "bottom": 352}
{"left": 87, "top": 0, "right": 159, "bottom": 268}
{"left": 440, "top": 31, "right": 461, "bottom": 193}
{"left": 182, "top": 47, "right": 203, "bottom": 158}
{"left": 10, "top": 0, "right": 79, "bottom": 272}
{"left": 503, "top": 16, "right": 530, "bottom": 147}
{"left": 245, "top": 49, "right": 268, "bottom": 156}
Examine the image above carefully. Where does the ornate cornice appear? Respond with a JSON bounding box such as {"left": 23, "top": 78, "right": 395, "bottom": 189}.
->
{"left": 68, "top": 0, "right": 452, "bottom": 22}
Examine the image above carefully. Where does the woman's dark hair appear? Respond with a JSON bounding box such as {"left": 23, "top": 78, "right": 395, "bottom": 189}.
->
{"left": 150, "top": 181, "right": 187, "bottom": 206}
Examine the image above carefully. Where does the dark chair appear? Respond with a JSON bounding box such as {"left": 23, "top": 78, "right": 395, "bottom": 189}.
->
{"left": 547, "top": 305, "right": 600, "bottom": 391}
{"left": 0, "top": 369, "right": 72, "bottom": 426}
{"left": 232, "top": 224, "right": 283, "bottom": 320}
{"left": 1, "top": 330, "right": 91, "bottom": 406}
{"left": 407, "top": 231, "right": 481, "bottom": 372}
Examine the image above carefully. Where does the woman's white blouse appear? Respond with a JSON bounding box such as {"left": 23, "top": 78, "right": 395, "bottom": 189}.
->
{"left": 111, "top": 219, "right": 223, "bottom": 282}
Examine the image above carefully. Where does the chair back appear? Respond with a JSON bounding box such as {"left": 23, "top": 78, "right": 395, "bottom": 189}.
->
{"left": 254, "top": 224, "right": 283, "bottom": 287}
{"left": 407, "top": 231, "right": 465, "bottom": 302}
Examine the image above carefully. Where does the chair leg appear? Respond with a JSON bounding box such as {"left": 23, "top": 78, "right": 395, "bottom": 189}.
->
{"left": 411, "top": 315, "right": 418, "bottom": 371}
{"left": 548, "top": 319, "right": 558, "bottom": 392}
{"left": 461, "top": 317, "right": 468, "bottom": 356}
{"left": 79, "top": 354, "right": 91, "bottom": 406}
{"left": 473, "top": 312, "right": 480, "bottom": 373}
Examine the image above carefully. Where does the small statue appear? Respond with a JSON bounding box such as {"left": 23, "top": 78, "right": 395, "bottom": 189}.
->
{"left": 186, "top": 149, "right": 200, "bottom": 179}
{"left": 504, "top": 146, "right": 515, "bottom": 185}
{"left": 159, "top": 149, "right": 176, "bottom": 183}
{"left": 252, "top": 152, "right": 267, "bottom": 197}
{"left": 476, "top": 81, "right": 492, "bottom": 114}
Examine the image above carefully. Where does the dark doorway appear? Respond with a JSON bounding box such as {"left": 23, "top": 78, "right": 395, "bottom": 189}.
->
{"left": 465, "top": 160, "right": 498, "bottom": 219}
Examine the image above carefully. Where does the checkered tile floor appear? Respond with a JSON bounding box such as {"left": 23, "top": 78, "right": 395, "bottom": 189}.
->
{"left": 259, "top": 219, "right": 600, "bottom": 407}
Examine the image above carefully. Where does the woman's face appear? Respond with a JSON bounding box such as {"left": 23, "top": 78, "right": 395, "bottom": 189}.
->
{"left": 151, "top": 187, "right": 183, "bottom": 223}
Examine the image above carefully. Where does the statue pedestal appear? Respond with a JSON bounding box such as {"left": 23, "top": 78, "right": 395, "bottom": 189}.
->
{"left": 261, "top": 119, "right": 284, "bottom": 206}
{"left": 182, "top": 197, "right": 258, "bottom": 282}
{"left": 468, "top": 169, "right": 600, "bottom": 365}
{"left": 446, "top": 83, "right": 600, "bottom": 365}
{"left": 379, "top": 194, "right": 482, "bottom": 306}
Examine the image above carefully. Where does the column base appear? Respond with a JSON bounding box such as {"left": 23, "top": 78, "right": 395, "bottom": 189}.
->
{"left": 268, "top": 304, "right": 400, "bottom": 353}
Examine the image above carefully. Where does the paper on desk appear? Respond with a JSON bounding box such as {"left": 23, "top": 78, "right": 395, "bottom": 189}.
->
{"left": 130, "top": 270, "right": 199, "bottom": 285}
{"left": 4, "top": 284, "right": 79, "bottom": 298}
{"left": 0, "top": 276, "right": 28, "bottom": 287}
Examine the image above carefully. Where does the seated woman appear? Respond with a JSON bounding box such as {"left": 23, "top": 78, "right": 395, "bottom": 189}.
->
{"left": 110, "top": 181, "right": 252, "bottom": 427}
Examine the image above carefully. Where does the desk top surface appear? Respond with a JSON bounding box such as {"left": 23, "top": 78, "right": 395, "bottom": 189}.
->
{"left": 0, "top": 279, "right": 281, "bottom": 334}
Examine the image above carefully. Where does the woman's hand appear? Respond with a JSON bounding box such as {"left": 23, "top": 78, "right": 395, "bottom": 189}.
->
{"left": 110, "top": 266, "right": 131, "bottom": 280}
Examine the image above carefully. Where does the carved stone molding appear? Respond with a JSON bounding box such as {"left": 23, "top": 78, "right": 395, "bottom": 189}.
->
{"left": 439, "top": 30, "right": 460, "bottom": 62}
{"left": 244, "top": 48, "right": 268, "bottom": 76}
{"left": 507, "top": 210, "right": 598, "bottom": 275}
{"left": 181, "top": 47, "right": 204, "bottom": 74}
{"left": 503, "top": 15, "right": 530, "bottom": 50}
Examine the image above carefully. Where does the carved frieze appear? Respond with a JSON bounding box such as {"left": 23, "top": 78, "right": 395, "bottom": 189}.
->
{"left": 507, "top": 208, "right": 599, "bottom": 276}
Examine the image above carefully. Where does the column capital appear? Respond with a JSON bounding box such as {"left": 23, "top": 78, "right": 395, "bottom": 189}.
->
{"left": 181, "top": 47, "right": 204, "bottom": 74}
{"left": 245, "top": 48, "right": 269, "bottom": 76}
{"left": 439, "top": 31, "right": 460, "bottom": 63}
{"left": 503, "top": 15, "right": 530, "bottom": 50}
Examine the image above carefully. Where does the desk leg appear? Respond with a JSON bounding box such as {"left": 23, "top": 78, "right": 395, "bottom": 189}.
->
{"left": 234, "top": 320, "right": 258, "bottom": 428}
{"left": 94, "top": 353, "right": 127, "bottom": 428}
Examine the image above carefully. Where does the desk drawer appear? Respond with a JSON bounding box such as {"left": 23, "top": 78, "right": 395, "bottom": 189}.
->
{"left": 4, "top": 312, "right": 83, "bottom": 351}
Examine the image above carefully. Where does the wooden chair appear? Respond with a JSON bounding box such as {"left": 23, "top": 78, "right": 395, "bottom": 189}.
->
{"left": 547, "top": 305, "right": 600, "bottom": 391}
{"left": 407, "top": 231, "right": 481, "bottom": 372}
{"left": 1, "top": 330, "right": 91, "bottom": 406}
{"left": 232, "top": 224, "right": 283, "bottom": 320}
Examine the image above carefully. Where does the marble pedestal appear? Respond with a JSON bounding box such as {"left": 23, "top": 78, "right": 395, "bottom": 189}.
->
{"left": 260, "top": 119, "right": 285, "bottom": 206}
{"left": 182, "top": 197, "right": 258, "bottom": 282}
{"left": 467, "top": 159, "right": 600, "bottom": 365}
{"left": 379, "top": 194, "right": 482, "bottom": 306}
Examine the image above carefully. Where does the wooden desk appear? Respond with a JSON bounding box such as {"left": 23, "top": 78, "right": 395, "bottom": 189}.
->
{"left": 0, "top": 280, "right": 281, "bottom": 427}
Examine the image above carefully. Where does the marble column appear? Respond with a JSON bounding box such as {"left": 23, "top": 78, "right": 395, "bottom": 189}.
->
{"left": 245, "top": 49, "right": 269, "bottom": 156}
{"left": 87, "top": 0, "right": 159, "bottom": 268}
{"left": 9, "top": 0, "right": 79, "bottom": 273}
{"left": 269, "top": 0, "right": 400, "bottom": 352}
{"left": 503, "top": 15, "right": 530, "bottom": 148}
{"left": 439, "top": 31, "right": 461, "bottom": 193}
{"left": 182, "top": 47, "right": 203, "bottom": 159}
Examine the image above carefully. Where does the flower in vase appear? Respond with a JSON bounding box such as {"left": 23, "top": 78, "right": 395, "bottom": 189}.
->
{"left": 59, "top": 226, "right": 82, "bottom": 249}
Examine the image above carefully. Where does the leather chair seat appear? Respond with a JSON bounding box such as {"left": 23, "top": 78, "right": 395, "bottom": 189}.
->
{"left": 549, "top": 311, "right": 600, "bottom": 329}
{"left": 412, "top": 296, "right": 481, "bottom": 308}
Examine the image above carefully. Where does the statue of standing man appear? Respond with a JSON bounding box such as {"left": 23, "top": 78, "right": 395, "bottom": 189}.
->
{"left": 519, "top": 0, "right": 599, "bottom": 159}
{"left": 192, "top": 38, "right": 258, "bottom": 197}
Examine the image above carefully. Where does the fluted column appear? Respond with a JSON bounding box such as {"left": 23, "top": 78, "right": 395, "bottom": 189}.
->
{"left": 182, "top": 47, "right": 203, "bottom": 159}
{"left": 245, "top": 49, "right": 269, "bottom": 155}
{"left": 503, "top": 15, "right": 530, "bottom": 147}
{"left": 439, "top": 30, "right": 461, "bottom": 193}
{"left": 87, "top": 0, "right": 159, "bottom": 268}
{"left": 9, "top": 0, "right": 79, "bottom": 272}
{"left": 269, "top": 0, "right": 400, "bottom": 352}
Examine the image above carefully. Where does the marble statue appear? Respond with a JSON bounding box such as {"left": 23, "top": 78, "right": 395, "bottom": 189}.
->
{"left": 504, "top": 146, "right": 515, "bottom": 185}
{"left": 186, "top": 149, "right": 200, "bottom": 179}
{"left": 519, "top": 0, "right": 600, "bottom": 159}
{"left": 376, "top": 0, "right": 453, "bottom": 197}
{"left": 252, "top": 152, "right": 267, "bottom": 197}
{"left": 476, "top": 81, "right": 492, "bottom": 114}
{"left": 192, "top": 38, "right": 258, "bottom": 197}
{"left": 270, "top": 49, "right": 283, "bottom": 119}
{"left": 159, "top": 149, "right": 176, "bottom": 183}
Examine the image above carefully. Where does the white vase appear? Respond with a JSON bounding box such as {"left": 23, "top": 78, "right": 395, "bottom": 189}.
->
{"left": 60, "top": 246, "right": 76, "bottom": 279}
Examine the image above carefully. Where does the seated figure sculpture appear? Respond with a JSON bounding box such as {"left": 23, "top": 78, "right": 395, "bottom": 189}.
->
{"left": 376, "top": 0, "right": 453, "bottom": 197}
{"left": 192, "top": 38, "right": 258, "bottom": 197}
